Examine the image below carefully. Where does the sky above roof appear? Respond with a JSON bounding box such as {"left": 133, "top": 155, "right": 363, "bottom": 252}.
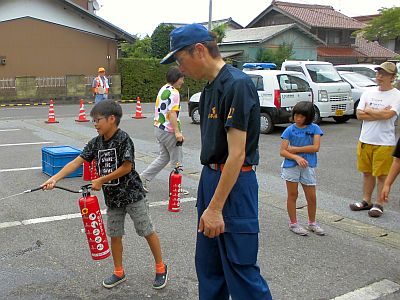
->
{"left": 95, "top": 0, "right": 399, "bottom": 38}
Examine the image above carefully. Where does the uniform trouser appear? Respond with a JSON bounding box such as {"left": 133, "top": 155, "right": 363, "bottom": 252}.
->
{"left": 195, "top": 166, "right": 272, "bottom": 300}
{"left": 141, "top": 127, "right": 183, "bottom": 181}
{"left": 95, "top": 93, "right": 108, "bottom": 104}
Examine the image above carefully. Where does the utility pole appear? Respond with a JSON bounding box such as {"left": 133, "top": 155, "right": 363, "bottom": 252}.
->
{"left": 208, "top": 0, "right": 212, "bottom": 30}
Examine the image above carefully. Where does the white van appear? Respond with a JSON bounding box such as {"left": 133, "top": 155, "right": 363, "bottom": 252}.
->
{"left": 188, "top": 70, "right": 313, "bottom": 133}
{"left": 281, "top": 61, "right": 353, "bottom": 123}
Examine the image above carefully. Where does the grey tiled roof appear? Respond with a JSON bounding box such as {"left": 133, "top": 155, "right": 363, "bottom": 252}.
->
{"left": 221, "top": 23, "right": 323, "bottom": 45}
{"left": 221, "top": 24, "right": 293, "bottom": 44}
{"left": 355, "top": 36, "right": 398, "bottom": 58}
{"left": 249, "top": 1, "right": 364, "bottom": 30}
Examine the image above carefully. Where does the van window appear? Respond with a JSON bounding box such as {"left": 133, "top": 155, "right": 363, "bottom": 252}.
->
{"left": 284, "top": 65, "right": 304, "bottom": 74}
{"left": 352, "top": 67, "right": 376, "bottom": 79}
{"left": 278, "top": 74, "right": 310, "bottom": 92}
{"left": 248, "top": 74, "right": 264, "bottom": 91}
{"left": 306, "top": 64, "right": 342, "bottom": 83}
{"left": 336, "top": 66, "right": 352, "bottom": 72}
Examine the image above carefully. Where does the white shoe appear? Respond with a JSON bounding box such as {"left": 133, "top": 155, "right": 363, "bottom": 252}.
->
{"left": 289, "top": 224, "right": 308, "bottom": 236}
{"left": 178, "top": 188, "right": 189, "bottom": 195}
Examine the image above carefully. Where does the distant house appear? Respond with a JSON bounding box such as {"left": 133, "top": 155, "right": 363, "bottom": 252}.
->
{"left": 218, "top": 23, "right": 324, "bottom": 65}
{"left": 353, "top": 14, "right": 400, "bottom": 55}
{"left": 245, "top": 0, "right": 397, "bottom": 64}
{"left": 165, "top": 18, "right": 243, "bottom": 32}
{"left": 0, "top": 0, "right": 136, "bottom": 77}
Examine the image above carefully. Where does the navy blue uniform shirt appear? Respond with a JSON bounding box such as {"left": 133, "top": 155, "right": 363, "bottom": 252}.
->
{"left": 199, "top": 64, "right": 260, "bottom": 166}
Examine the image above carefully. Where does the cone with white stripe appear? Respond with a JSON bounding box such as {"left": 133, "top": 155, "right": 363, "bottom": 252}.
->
{"left": 132, "top": 96, "right": 146, "bottom": 119}
{"left": 75, "top": 99, "right": 89, "bottom": 122}
{"left": 45, "top": 100, "right": 59, "bottom": 124}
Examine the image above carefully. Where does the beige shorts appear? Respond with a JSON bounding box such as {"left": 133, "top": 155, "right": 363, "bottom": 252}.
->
{"left": 106, "top": 198, "right": 154, "bottom": 237}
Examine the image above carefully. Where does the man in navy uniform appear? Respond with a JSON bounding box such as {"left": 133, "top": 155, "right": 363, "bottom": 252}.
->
{"left": 160, "top": 23, "right": 272, "bottom": 300}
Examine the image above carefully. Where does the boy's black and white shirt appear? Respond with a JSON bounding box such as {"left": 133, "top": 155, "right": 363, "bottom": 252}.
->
{"left": 80, "top": 129, "right": 146, "bottom": 208}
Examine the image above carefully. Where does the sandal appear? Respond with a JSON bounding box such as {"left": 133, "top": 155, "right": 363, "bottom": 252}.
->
{"left": 368, "top": 204, "right": 384, "bottom": 218}
{"left": 349, "top": 200, "right": 372, "bottom": 211}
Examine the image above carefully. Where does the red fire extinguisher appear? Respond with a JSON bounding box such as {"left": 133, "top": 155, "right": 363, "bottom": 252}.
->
{"left": 168, "top": 165, "right": 182, "bottom": 212}
{"left": 79, "top": 185, "right": 110, "bottom": 260}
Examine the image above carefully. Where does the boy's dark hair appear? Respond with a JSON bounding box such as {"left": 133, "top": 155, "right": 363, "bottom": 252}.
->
{"left": 291, "top": 101, "right": 315, "bottom": 125}
{"left": 183, "top": 31, "right": 220, "bottom": 59}
{"left": 90, "top": 100, "right": 123, "bottom": 125}
{"left": 166, "top": 66, "right": 184, "bottom": 84}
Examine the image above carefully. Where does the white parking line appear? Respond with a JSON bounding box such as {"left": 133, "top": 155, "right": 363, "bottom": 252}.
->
{"left": 332, "top": 279, "right": 400, "bottom": 300}
{"left": 0, "top": 141, "right": 53, "bottom": 147}
{"left": 0, "top": 167, "right": 41, "bottom": 173}
{"left": 0, "top": 197, "right": 197, "bottom": 230}
{"left": 0, "top": 129, "right": 21, "bottom": 132}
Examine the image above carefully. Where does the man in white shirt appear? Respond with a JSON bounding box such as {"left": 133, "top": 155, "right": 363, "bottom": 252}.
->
{"left": 350, "top": 61, "right": 400, "bottom": 218}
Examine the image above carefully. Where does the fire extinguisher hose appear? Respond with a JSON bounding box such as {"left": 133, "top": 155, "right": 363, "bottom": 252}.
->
{"left": 54, "top": 186, "right": 84, "bottom": 193}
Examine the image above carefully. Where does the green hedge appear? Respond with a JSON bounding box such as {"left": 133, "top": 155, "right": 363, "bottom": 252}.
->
{"left": 117, "top": 58, "right": 206, "bottom": 102}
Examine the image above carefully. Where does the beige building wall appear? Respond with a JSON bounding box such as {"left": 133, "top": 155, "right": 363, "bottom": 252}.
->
{"left": 0, "top": 18, "right": 118, "bottom": 77}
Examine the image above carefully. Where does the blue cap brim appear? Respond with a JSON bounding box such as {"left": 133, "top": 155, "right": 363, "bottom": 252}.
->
{"left": 160, "top": 50, "right": 178, "bottom": 65}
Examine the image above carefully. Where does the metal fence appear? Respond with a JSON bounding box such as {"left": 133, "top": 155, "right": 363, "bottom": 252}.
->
{"left": 0, "top": 75, "right": 118, "bottom": 102}
{"left": 0, "top": 78, "right": 16, "bottom": 98}
{"left": 36, "top": 77, "right": 65, "bottom": 88}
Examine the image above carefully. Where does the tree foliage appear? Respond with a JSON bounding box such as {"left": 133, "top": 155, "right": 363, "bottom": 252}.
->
{"left": 356, "top": 7, "right": 400, "bottom": 42}
{"left": 211, "top": 23, "right": 227, "bottom": 43}
{"left": 257, "top": 43, "right": 294, "bottom": 68}
{"left": 121, "top": 37, "right": 152, "bottom": 58}
{"left": 151, "top": 23, "right": 175, "bottom": 58}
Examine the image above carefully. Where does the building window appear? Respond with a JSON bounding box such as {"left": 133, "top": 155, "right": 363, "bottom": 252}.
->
{"left": 327, "top": 31, "right": 341, "bottom": 44}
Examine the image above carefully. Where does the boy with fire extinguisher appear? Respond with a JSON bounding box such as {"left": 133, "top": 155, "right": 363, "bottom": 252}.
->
{"left": 41, "top": 100, "right": 168, "bottom": 289}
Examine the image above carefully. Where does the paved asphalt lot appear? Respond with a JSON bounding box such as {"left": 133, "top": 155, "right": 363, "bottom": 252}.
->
{"left": 0, "top": 102, "right": 399, "bottom": 300}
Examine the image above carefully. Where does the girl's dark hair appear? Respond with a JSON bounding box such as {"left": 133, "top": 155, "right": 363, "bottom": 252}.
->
{"left": 182, "top": 31, "right": 220, "bottom": 59}
{"left": 166, "top": 66, "right": 184, "bottom": 84}
{"left": 90, "top": 100, "right": 123, "bottom": 125}
{"left": 291, "top": 101, "right": 315, "bottom": 125}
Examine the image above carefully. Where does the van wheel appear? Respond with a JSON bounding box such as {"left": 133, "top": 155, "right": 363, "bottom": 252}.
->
{"left": 313, "top": 106, "right": 322, "bottom": 124}
{"left": 191, "top": 107, "right": 200, "bottom": 124}
{"left": 260, "top": 113, "right": 274, "bottom": 134}
{"left": 333, "top": 115, "right": 350, "bottom": 123}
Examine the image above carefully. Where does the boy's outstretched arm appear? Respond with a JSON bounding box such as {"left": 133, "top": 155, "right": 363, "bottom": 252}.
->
{"left": 91, "top": 160, "right": 132, "bottom": 191}
{"left": 41, "top": 156, "right": 85, "bottom": 190}
{"left": 287, "top": 134, "right": 321, "bottom": 154}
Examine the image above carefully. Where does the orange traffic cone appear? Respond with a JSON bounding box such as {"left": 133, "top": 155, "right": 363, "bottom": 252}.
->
{"left": 75, "top": 99, "right": 89, "bottom": 122}
{"left": 45, "top": 100, "right": 59, "bottom": 124}
{"left": 132, "top": 96, "right": 146, "bottom": 119}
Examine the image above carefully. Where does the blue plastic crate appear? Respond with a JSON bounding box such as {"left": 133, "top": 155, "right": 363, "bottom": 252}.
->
{"left": 42, "top": 146, "right": 83, "bottom": 178}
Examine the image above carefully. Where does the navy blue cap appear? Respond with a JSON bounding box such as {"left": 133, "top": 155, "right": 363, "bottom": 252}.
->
{"left": 160, "top": 23, "right": 214, "bottom": 65}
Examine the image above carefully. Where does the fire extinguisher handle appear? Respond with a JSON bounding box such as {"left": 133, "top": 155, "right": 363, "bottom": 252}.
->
{"left": 28, "top": 187, "right": 43, "bottom": 193}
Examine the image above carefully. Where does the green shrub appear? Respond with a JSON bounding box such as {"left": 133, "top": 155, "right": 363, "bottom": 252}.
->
{"left": 117, "top": 58, "right": 205, "bottom": 102}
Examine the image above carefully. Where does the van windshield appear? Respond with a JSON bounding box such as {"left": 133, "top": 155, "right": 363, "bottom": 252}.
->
{"left": 306, "top": 64, "right": 343, "bottom": 83}
{"left": 341, "top": 73, "right": 377, "bottom": 87}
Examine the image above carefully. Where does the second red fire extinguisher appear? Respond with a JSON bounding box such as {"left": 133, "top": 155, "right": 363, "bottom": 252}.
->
{"left": 168, "top": 165, "right": 182, "bottom": 212}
